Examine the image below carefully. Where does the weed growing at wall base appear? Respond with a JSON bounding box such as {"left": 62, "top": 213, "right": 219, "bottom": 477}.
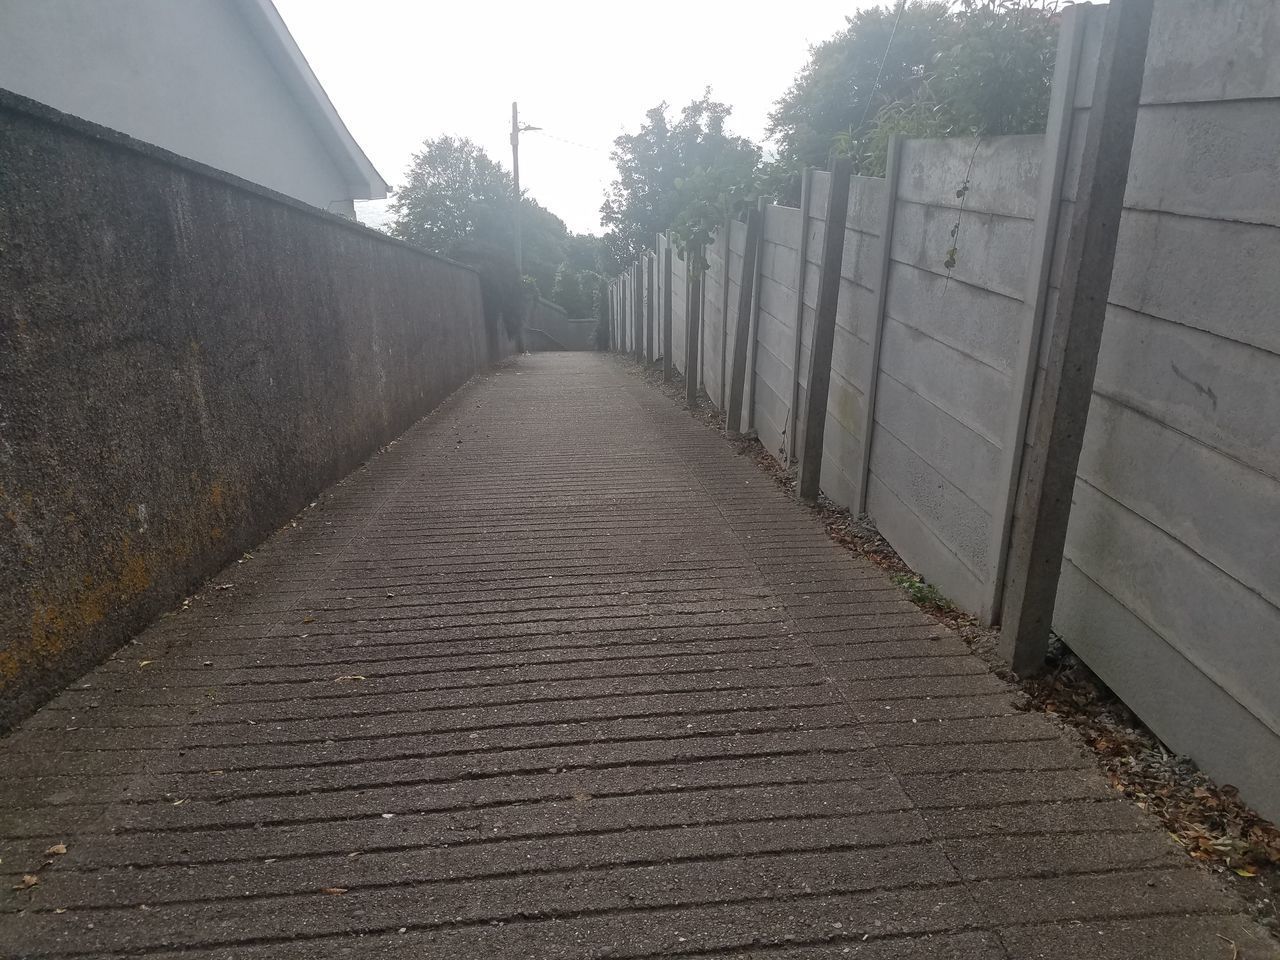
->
{"left": 890, "top": 572, "right": 956, "bottom": 612}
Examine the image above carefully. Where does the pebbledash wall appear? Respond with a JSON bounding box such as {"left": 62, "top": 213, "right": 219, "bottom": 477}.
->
{"left": 0, "top": 91, "right": 494, "bottom": 730}
{"left": 610, "top": 0, "right": 1280, "bottom": 820}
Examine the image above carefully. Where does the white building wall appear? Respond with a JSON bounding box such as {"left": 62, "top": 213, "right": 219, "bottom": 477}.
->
{"left": 0, "top": 0, "right": 357, "bottom": 214}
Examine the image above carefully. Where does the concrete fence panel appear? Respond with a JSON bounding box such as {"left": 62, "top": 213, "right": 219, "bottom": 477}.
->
{"left": 600, "top": 0, "right": 1280, "bottom": 822}
{"left": 1044, "top": 0, "right": 1280, "bottom": 820}
{"left": 700, "top": 227, "right": 728, "bottom": 405}
{"left": 723, "top": 219, "right": 750, "bottom": 426}
{"left": 669, "top": 237, "right": 688, "bottom": 377}
{"left": 861, "top": 134, "right": 1042, "bottom": 614}
{"left": 751, "top": 203, "right": 805, "bottom": 459}
{"left": 819, "top": 175, "right": 885, "bottom": 508}
{"left": 789, "top": 169, "right": 831, "bottom": 471}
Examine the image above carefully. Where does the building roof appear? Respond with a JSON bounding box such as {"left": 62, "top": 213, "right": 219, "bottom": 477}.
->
{"left": 234, "top": 0, "right": 389, "bottom": 201}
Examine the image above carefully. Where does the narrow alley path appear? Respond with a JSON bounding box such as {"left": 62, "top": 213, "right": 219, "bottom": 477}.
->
{"left": 1, "top": 353, "right": 1273, "bottom": 959}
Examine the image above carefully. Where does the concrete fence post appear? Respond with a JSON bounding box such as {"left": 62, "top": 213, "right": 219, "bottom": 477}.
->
{"left": 615, "top": 279, "right": 623, "bottom": 352}
{"left": 998, "top": 0, "right": 1154, "bottom": 675}
{"left": 662, "top": 242, "right": 674, "bottom": 381}
{"left": 786, "top": 167, "right": 815, "bottom": 469}
{"left": 632, "top": 260, "right": 644, "bottom": 359}
{"left": 718, "top": 216, "right": 732, "bottom": 409}
{"left": 698, "top": 241, "right": 712, "bottom": 394}
{"left": 597, "top": 278, "right": 609, "bottom": 352}
{"left": 984, "top": 4, "right": 1089, "bottom": 624}
{"left": 623, "top": 268, "right": 632, "bottom": 354}
{"left": 745, "top": 197, "right": 768, "bottom": 433}
{"left": 624, "top": 267, "right": 634, "bottom": 358}
{"left": 685, "top": 251, "right": 703, "bottom": 409}
{"left": 726, "top": 207, "right": 762, "bottom": 436}
{"left": 623, "top": 269, "right": 631, "bottom": 354}
{"left": 654, "top": 245, "right": 664, "bottom": 368}
{"left": 645, "top": 253, "right": 655, "bottom": 362}
{"left": 853, "top": 135, "right": 904, "bottom": 513}
{"left": 797, "top": 157, "right": 851, "bottom": 504}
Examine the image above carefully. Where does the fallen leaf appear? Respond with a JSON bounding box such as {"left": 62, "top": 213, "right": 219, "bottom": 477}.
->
{"left": 45, "top": 843, "right": 67, "bottom": 856}
{"left": 335, "top": 675, "right": 368, "bottom": 683}
{"left": 16, "top": 875, "right": 39, "bottom": 889}
{"left": 138, "top": 660, "right": 153, "bottom": 668}
{"left": 321, "top": 887, "right": 348, "bottom": 895}
{"left": 215, "top": 583, "right": 234, "bottom": 591}
{"left": 1233, "top": 867, "right": 1257, "bottom": 878}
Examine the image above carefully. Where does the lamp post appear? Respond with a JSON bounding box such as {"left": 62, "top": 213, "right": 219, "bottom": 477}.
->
{"left": 510, "top": 101, "right": 540, "bottom": 277}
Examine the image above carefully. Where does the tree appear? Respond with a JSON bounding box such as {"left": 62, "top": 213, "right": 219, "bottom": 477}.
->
{"left": 768, "top": 1, "right": 1059, "bottom": 184}
{"left": 549, "top": 234, "right": 611, "bottom": 317}
{"left": 389, "top": 136, "right": 512, "bottom": 253}
{"left": 518, "top": 202, "right": 569, "bottom": 299}
{"left": 931, "top": 0, "right": 1060, "bottom": 137}
{"left": 551, "top": 264, "right": 593, "bottom": 317}
{"left": 563, "top": 232, "right": 616, "bottom": 277}
{"left": 600, "top": 92, "right": 760, "bottom": 265}
{"left": 767, "top": 3, "right": 951, "bottom": 179}
{"left": 389, "top": 135, "right": 572, "bottom": 301}
{"left": 847, "top": 0, "right": 1060, "bottom": 174}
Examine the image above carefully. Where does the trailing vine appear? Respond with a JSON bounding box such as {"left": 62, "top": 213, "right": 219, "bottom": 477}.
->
{"left": 943, "top": 134, "right": 982, "bottom": 285}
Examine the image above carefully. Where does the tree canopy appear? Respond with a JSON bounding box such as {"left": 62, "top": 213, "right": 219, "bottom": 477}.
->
{"left": 389, "top": 136, "right": 513, "bottom": 253}
{"left": 600, "top": 3, "right": 1059, "bottom": 262}
{"left": 600, "top": 92, "right": 760, "bottom": 265}
{"left": 390, "top": 135, "right": 610, "bottom": 318}
{"left": 775, "top": 0, "right": 1060, "bottom": 181}
{"left": 767, "top": 3, "right": 951, "bottom": 175}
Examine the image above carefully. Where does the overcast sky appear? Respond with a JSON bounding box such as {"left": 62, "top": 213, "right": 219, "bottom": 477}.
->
{"left": 273, "top": 0, "right": 877, "bottom": 235}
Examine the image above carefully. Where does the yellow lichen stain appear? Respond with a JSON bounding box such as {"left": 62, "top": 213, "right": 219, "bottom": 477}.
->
{"left": 119, "top": 549, "right": 150, "bottom": 594}
{"left": 0, "top": 538, "right": 153, "bottom": 688}
{"left": 5, "top": 476, "right": 244, "bottom": 692}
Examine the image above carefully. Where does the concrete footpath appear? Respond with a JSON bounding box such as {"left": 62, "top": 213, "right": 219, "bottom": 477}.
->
{"left": 2, "top": 352, "right": 1274, "bottom": 959}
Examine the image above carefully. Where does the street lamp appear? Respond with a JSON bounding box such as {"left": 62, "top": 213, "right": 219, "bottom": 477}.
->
{"left": 510, "top": 101, "right": 541, "bottom": 276}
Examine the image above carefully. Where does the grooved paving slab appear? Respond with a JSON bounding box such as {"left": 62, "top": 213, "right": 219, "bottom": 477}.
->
{"left": 1, "top": 353, "right": 1274, "bottom": 959}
